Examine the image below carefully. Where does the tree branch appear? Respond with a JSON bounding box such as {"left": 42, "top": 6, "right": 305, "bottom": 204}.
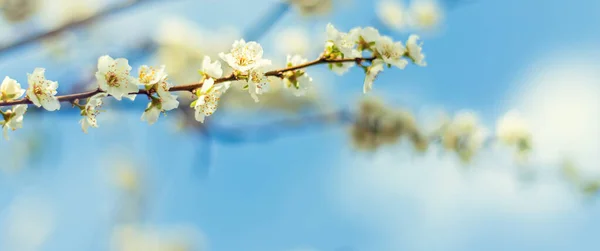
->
{"left": 0, "top": 56, "right": 375, "bottom": 107}
{"left": 0, "top": 0, "right": 164, "bottom": 55}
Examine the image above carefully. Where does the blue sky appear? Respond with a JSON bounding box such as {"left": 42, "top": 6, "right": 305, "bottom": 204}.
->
{"left": 1, "top": 0, "right": 599, "bottom": 250}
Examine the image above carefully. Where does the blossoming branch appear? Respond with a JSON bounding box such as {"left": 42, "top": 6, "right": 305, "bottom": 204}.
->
{"left": 0, "top": 24, "right": 427, "bottom": 140}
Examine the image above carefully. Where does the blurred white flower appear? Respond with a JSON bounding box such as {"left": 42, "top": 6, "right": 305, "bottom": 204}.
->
{"left": 496, "top": 110, "right": 532, "bottom": 157}
{"left": 376, "top": 0, "right": 407, "bottom": 30}
{"left": 406, "top": 35, "right": 427, "bottom": 66}
{"left": 496, "top": 110, "right": 530, "bottom": 145}
{"left": 110, "top": 224, "right": 206, "bottom": 251}
{"left": 408, "top": 0, "right": 444, "bottom": 30}
{"left": 193, "top": 78, "right": 230, "bottom": 123}
{"left": 40, "top": 0, "right": 102, "bottom": 29}
{"left": 113, "top": 163, "right": 142, "bottom": 194}
{"left": 26, "top": 68, "right": 60, "bottom": 111}
{"left": 363, "top": 59, "right": 385, "bottom": 93}
{"left": 275, "top": 27, "right": 311, "bottom": 56}
{"left": 80, "top": 93, "right": 107, "bottom": 133}
{"left": 375, "top": 36, "right": 408, "bottom": 69}
{"left": 1, "top": 104, "right": 27, "bottom": 140}
{"left": 452, "top": 111, "right": 479, "bottom": 135}
{"left": 1, "top": 196, "right": 55, "bottom": 251}
{"left": 0, "top": 0, "right": 40, "bottom": 23}
{"left": 0, "top": 76, "right": 25, "bottom": 101}
{"left": 95, "top": 55, "right": 140, "bottom": 101}
{"left": 290, "top": 0, "right": 333, "bottom": 16}
{"left": 219, "top": 39, "right": 272, "bottom": 73}
{"left": 441, "top": 111, "right": 489, "bottom": 163}
{"left": 155, "top": 17, "right": 239, "bottom": 85}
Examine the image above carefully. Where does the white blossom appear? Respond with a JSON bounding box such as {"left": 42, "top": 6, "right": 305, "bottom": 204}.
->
{"left": 141, "top": 104, "right": 162, "bottom": 125}
{"left": 26, "top": 68, "right": 60, "bottom": 111}
{"left": 406, "top": 35, "right": 427, "bottom": 66}
{"left": 1, "top": 104, "right": 27, "bottom": 140}
{"left": 138, "top": 65, "right": 179, "bottom": 125}
{"left": 326, "top": 23, "right": 359, "bottom": 57}
{"left": 219, "top": 39, "right": 271, "bottom": 73}
{"left": 193, "top": 78, "right": 230, "bottom": 123}
{"left": 374, "top": 36, "right": 408, "bottom": 69}
{"left": 138, "top": 65, "right": 166, "bottom": 88}
{"left": 325, "top": 41, "right": 361, "bottom": 76}
{"left": 80, "top": 93, "right": 107, "bottom": 133}
{"left": 376, "top": 0, "right": 407, "bottom": 30}
{"left": 246, "top": 67, "right": 270, "bottom": 102}
{"left": 351, "top": 26, "right": 382, "bottom": 51}
{"left": 496, "top": 110, "right": 532, "bottom": 151}
{"left": 141, "top": 96, "right": 179, "bottom": 125}
{"left": 95, "top": 55, "right": 140, "bottom": 101}
{"left": 0, "top": 76, "right": 25, "bottom": 101}
{"left": 283, "top": 55, "right": 313, "bottom": 96}
{"left": 363, "top": 59, "right": 385, "bottom": 93}
{"left": 200, "top": 56, "right": 223, "bottom": 79}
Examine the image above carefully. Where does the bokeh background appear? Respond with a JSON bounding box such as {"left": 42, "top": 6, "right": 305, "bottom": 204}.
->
{"left": 0, "top": 0, "right": 599, "bottom": 250}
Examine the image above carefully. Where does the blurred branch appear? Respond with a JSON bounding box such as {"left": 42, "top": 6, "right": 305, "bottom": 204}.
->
{"left": 207, "top": 109, "right": 352, "bottom": 144}
{"left": 0, "top": 0, "right": 164, "bottom": 56}
{"left": 243, "top": 1, "right": 292, "bottom": 41}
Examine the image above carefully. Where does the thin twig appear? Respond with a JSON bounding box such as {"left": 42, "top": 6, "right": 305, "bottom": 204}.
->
{"left": 0, "top": 0, "right": 163, "bottom": 55}
{"left": 0, "top": 56, "right": 376, "bottom": 107}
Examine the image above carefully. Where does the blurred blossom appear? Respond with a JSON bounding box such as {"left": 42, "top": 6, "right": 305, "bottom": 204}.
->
{"left": 39, "top": 0, "right": 104, "bottom": 29}
{"left": 496, "top": 110, "right": 532, "bottom": 160}
{"left": 513, "top": 53, "right": 600, "bottom": 175}
{"left": 437, "top": 111, "right": 488, "bottom": 163}
{"left": 350, "top": 97, "right": 427, "bottom": 152}
{"left": 275, "top": 27, "right": 311, "bottom": 57}
{"left": 376, "top": 0, "right": 407, "bottom": 31}
{"left": 113, "top": 162, "right": 142, "bottom": 194}
{"left": 376, "top": 0, "right": 444, "bottom": 33}
{"left": 290, "top": 0, "right": 333, "bottom": 16}
{"left": 0, "top": 0, "right": 40, "bottom": 23}
{"left": 110, "top": 224, "right": 207, "bottom": 251}
{"left": 40, "top": 31, "right": 80, "bottom": 61}
{"left": 1, "top": 196, "right": 55, "bottom": 251}
{"left": 561, "top": 159, "right": 600, "bottom": 197}
{"left": 155, "top": 17, "right": 240, "bottom": 86}
{"left": 407, "top": 0, "right": 444, "bottom": 31}
{"left": 110, "top": 159, "right": 147, "bottom": 224}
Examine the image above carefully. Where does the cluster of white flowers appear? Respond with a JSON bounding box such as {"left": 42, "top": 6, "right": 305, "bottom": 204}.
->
{"left": 350, "top": 98, "right": 536, "bottom": 164}
{"left": 436, "top": 111, "right": 489, "bottom": 163}
{"left": 323, "top": 23, "right": 426, "bottom": 93}
{"left": 376, "top": 0, "right": 444, "bottom": 31}
{"left": 0, "top": 24, "right": 427, "bottom": 140}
